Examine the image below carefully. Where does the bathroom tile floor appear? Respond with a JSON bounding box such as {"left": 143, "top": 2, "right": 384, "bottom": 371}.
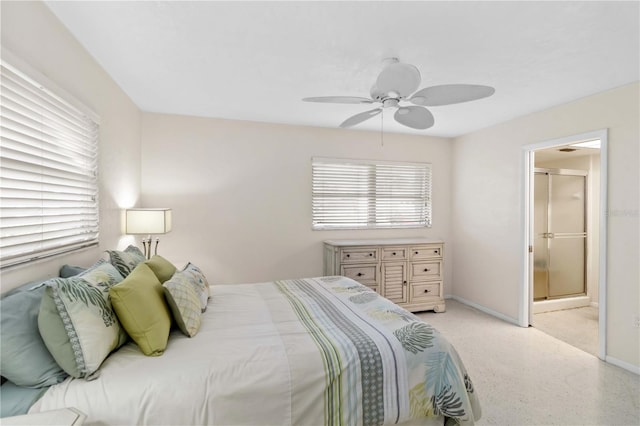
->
{"left": 533, "top": 306, "right": 599, "bottom": 356}
{"left": 417, "top": 300, "right": 639, "bottom": 426}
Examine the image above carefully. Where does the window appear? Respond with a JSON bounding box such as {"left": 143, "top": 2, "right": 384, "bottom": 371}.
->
{"left": 312, "top": 157, "right": 432, "bottom": 230}
{"left": 1, "top": 60, "right": 99, "bottom": 268}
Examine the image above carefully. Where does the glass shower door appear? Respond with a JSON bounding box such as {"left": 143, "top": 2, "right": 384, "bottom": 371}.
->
{"left": 548, "top": 173, "right": 586, "bottom": 297}
{"left": 534, "top": 170, "right": 587, "bottom": 299}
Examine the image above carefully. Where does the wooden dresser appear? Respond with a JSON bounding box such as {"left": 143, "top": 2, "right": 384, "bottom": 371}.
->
{"left": 323, "top": 238, "right": 445, "bottom": 313}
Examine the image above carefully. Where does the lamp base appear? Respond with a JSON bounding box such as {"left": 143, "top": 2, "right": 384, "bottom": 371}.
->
{"left": 141, "top": 236, "right": 161, "bottom": 260}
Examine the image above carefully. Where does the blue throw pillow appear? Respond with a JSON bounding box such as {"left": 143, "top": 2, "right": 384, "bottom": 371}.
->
{"left": 0, "top": 380, "right": 48, "bottom": 417}
{"left": 0, "top": 281, "right": 68, "bottom": 388}
{"left": 59, "top": 264, "right": 87, "bottom": 278}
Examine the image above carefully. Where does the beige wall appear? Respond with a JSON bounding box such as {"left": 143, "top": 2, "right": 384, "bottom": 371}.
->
{"left": 452, "top": 82, "right": 639, "bottom": 368}
{"left": 0, "top": 1, "right": 142, "bottom": 291}
{"left": 140, "top": 113, "right": 453, "bottom": 289}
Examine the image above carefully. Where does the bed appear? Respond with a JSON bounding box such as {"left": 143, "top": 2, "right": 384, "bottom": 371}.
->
{"left": 23, "top": 275, "right": 480, "bottom": 425}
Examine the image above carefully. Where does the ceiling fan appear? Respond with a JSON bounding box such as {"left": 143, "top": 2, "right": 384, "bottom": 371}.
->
{"left": 302, "top": 58, "right": 495, "bottom": 130}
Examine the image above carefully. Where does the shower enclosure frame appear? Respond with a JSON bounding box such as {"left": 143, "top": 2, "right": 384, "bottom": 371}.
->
{"left": 533, "top": 167, "right": 588, "bottom": 301}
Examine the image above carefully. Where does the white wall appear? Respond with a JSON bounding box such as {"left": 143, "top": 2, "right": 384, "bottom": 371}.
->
{"left": 0, "top": 1, "right": 142, "bottom": 291}
{"left": 140, "top": 113, "right": 453, "bottom": 290}
{"left": 451, "top": 82, "right": 639, "bottom": 368}
{"left": 536, "top": 153, "right": 600, "bottom": 304}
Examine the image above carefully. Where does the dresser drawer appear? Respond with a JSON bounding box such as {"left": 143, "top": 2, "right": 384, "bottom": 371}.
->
{"left": 340, "top": 247, "right": 378, "bottom": 263}
{"left": 410, "top": 282, "right": 442, "bottom": 302}
{"left": 410, "top": 245, "right": 443, "bottom": 260}
{"left": 410, "top": 260, "right": 442, "bottom": 280}
{"left": 381, "top": 247, "right": 407, "bottom": 261}
{"left": 341, "top": 264, "right": 378, "bottom": 286}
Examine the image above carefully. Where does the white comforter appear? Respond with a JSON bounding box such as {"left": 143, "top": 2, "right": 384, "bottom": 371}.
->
{"left": 31, "top": 277, "right": 480, "bottom": 425}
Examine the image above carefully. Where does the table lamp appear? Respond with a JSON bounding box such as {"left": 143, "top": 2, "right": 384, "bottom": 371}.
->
{"left": 125, "top": 208, "right": 172, "bottom": 259}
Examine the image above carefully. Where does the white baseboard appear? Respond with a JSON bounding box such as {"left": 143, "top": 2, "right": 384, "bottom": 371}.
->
{"left": 605, "top": 355, "right": 640, "bottom": 375}
{"left": 590, "top": 301, "right": 599, "bottom": 308}
{"left": 448, "top": 295, "right": 520, "bottom": 326}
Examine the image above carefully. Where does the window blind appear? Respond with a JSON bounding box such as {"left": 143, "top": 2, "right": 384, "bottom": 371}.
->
{"left": 0, "top": 61, "right": 99, "bottom": 268}
{"left": 312, "top": 157, "right": 432, "bottom": 230}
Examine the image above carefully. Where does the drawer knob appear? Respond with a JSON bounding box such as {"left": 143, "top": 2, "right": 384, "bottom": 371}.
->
{"left": 434, "top": 250, "right": 438, "bottom": 254}
{"left": 369, "top": 253, "right": 373, "bottom": 256}
{"left": 346, "top": 254, "right": 350, "bottom": 257}
{"left": 424, "top": 289, "right": 431, "bottom": 293}
{"left": 424, "top": 268, "right": 430, "bottom": 272}
{"left": 403, "top": 280, "right": 407, "bottom": 285}
{"left": 415, "top": 251, "right": 419, "bottom": 255}
{"left": 392, "top": 252, "right": 396, "bottom": 255}
{"left": 357, "top": 272, "right": 363, "bottom": 277}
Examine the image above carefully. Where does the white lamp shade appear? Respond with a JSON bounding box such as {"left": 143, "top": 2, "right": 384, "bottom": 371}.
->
{"left": 125, "top": 209, "right": 172, "bottom": 235}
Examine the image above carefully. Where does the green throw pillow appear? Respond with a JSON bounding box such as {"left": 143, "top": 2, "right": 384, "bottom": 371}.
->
{"left": 109, "top": 263, "right": 172, "bottom": 356}
{"left": 38, "top": 263, "right": 128, "bottom": 379}
{"left": 163, "top": 272, "right": 202, "bottom": 337}
{"left": 107, "top": 245, "right": 146, "bottom": 277}
{"left": 145, "top": 255, "right": 177, "bottom": 283}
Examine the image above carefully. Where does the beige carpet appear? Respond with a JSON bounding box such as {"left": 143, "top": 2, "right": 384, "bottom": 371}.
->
{"left": 416, "top": 300, "right": 639, "bottom": 426}
{"left": 533, "top": 306, "right": 599, "bottom": 356}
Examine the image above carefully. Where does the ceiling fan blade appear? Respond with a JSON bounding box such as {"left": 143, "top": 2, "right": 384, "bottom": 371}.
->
{"left": 409, "top": 84, "right": 495, "bottom": 106}
{"left": 375, "top": 62, "right": 421, "bottom": 98}
{"left": 302, "top": 96, "right": 374, "bottom": 104}
{"left": 339, "top": 108, "right": 383, "bottom": 128}
{"left": 394, "top": 106, "right": 435, "bottom": 130}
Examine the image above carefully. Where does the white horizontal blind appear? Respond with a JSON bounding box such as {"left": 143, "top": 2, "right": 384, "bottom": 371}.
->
{"left": 0, "top": 62, "right": 99, "bottom": 268}
{"left": 312, "top": 157, "right": 431, "bottom": 230}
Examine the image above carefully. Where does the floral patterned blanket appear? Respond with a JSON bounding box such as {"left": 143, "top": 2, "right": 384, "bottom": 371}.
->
{"left": 276, "top": 277, "right": 481, "bottom": 425}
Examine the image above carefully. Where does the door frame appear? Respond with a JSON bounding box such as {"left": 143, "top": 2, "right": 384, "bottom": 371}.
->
{"left": 520, "top": 129, "right": 608, "bottom": 360}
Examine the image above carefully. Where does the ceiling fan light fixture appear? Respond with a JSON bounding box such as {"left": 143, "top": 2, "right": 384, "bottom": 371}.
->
{"left": 383, "top": 98, "right": 399, "bottom": 108}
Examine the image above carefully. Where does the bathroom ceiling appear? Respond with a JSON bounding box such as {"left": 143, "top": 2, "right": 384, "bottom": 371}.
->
{"left": 44, "top": 1, "right": 639, "bottom": 137}
{"left": 534, "top": 146, "right": 601, "bottom": 163}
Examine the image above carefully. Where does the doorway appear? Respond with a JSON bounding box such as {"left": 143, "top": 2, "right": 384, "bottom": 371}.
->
{"left": 521, "top": 129, "right": 608, "bottom": 360}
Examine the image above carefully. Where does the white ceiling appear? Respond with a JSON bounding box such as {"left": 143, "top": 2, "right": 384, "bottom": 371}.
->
{"left": 45, "top": 1, "right": 639, "bottom": 137}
